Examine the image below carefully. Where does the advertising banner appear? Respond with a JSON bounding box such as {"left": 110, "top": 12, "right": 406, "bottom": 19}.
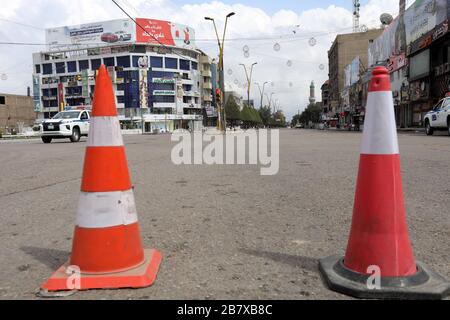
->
{"left": 369, "top": 18, "right": 399, "bottom": 67}
{"left": 344, "top": 57, "right": 360, "bottom": 87}
{"left": 135, "top": 18, "right": 196, "bottom": 49}
{"left": 404, "top": 0, "right": 448, "bottom": 45}
{"left": 175, "top": 77, "right": 184, "bottom": 115}
{"left": 32, "top": 75, "right": 41, "bottom": 112}
{"left": 81, "top": 70, "right": 90, "bottom": 104}
{"left": 46, "top": 19, "right": 136, "bottom": 51}
{"left": 139, "top": 68, "right": 148, "bottom": 109}
{"left": 57, "top": 82, "right": 64, "bottom": 111}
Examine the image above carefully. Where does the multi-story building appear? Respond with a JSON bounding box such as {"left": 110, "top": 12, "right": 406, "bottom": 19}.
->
{"left": 320, "top": 80, "right": 333, "bottom": 123}
{"left": 367, "top": 0, "right": 449, "bottom": 127}
{"left": 405, "top": 0, "right": 449, "bottom": 126}
{"left": 198, "top": 51, "right": 213, "bottom": 108}
{"left": 198, "top": 51, "right": 219, "bottom": 127}
{"left": 0, "top": 92, "right": 36, "bottom": 134}
{"left": 328, "top": 28, "right": 383, "bottom": 121}
{"left": 32, "top": 18, "right": 206, "bottom": 133}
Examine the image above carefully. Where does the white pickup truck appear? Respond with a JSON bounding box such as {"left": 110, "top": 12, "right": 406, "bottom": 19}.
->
{"left": 40, "top": 110, "right": 91, "bottom": 143}
{"left": 424, "top": 95, "right": 450, "bottom": 136}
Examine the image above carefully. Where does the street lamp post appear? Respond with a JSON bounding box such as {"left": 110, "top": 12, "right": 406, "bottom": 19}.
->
{"left": 265, "top": 92, "right": 275, "bottom": 109}
{"left": 255, "top": 81, "right": 268, "bottom": 109}
{"left": 239, "top": 62, "right": 257, "bottom": 108}
{"left": 205, "top": 12, "right": 235, "bottom": 132}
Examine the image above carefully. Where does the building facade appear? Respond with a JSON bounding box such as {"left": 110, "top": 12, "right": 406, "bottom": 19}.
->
{"left": 367, "top": 0, "right": 450, "bottom": 127}
{"left": 0, "top": 93, "right": 36, "bottom": 134}
{"left": 327, "top": 28, "right": 383, "bottom": 124}
{"left": 32, "top": 18, "right": 206, "bottom": 133}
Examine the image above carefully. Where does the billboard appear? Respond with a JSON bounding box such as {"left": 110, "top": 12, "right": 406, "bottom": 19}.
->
{"left": 368, "top": 18, "right": 399, "bottom": 67}
{"left": 369, "top": 0, "right": 448, "bottom": 65}
{"left": 46, "top": 18, "right": 196, "bottom": 51}
{"left": 46, "top": 19, "right": 136, "bottom": 51}
{"left": 404, "top": 0, "right": 448, "bottom": 45}
{"left": 135, "top": 18, "right": 196, "bottom": 49}
{"left": 344, "top": 57, "right": 360, "bottom": 87}
{"left": 32, "top": 75, "right": 41, "bottom": 112}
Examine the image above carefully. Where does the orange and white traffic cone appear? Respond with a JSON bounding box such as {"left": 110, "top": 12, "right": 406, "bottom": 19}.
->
{"left": 41, "top": 65, "right": 161, "bottom": 291}
{"left": 319, "top": 66, "right": 450, "bottom": 299}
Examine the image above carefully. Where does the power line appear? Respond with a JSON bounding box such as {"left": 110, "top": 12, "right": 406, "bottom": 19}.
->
{"left": 0, "top": 18, "right": 45, "bottom": 30}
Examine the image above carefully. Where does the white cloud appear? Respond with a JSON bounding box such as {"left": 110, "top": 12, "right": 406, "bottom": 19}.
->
{"left": 0, "top": 0, "right": 403, "bottom": 120}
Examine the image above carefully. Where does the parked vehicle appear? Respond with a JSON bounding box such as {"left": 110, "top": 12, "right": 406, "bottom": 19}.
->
{"left": 424, "top": 94, "right": 450, "bottom": 136}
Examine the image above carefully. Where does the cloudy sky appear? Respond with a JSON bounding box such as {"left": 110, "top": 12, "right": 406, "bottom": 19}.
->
{"left": 0, "top": 0, "right": 413, "bottom": 120}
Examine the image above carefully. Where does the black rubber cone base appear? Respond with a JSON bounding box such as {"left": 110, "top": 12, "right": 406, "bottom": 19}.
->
{"left": 319, "top": 255, "right": 450, "bottom": 299}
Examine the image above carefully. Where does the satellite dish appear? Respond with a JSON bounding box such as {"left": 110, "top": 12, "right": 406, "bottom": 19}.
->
{"left": 380, "top": 13, "right": 394, "bottom": 26}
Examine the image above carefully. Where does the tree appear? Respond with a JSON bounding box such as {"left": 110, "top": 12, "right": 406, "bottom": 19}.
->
{"left": 225, "top": 95, "right": 241, "bottom": 126}
{"left": 240, "top": 104, "right": 252, "bottom": 128}
{"left": 298, "top": 103, "right": 322, "bottom": 126}
{"left": 258, "top": 106, "right": 272, "bottom": 126}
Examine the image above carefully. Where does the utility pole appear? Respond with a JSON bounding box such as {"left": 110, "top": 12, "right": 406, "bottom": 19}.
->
{"left": 265, "top": 92, "right": 275, "bottom": 110}
{"left": 205, "top": 12, "right": 235, "bottom": 132}
{"left": 239, "top": 62, "right": 257, "bottom": 108}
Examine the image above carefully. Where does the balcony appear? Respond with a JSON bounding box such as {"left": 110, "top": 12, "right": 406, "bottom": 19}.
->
{"left": 201, "top": 70, "right": 211, "bottom": 77}
{"left": 202, "top": 82, "right": 212, "bottom": 89}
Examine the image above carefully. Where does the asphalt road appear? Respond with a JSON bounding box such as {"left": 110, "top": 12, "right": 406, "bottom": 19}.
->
{"left": 0, "top": 129, "right": 449, "bottom": 299}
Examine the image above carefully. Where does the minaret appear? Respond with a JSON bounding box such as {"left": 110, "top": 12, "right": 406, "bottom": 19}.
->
{"left": 309, "top": 81, "right": 316, "bottom": 104}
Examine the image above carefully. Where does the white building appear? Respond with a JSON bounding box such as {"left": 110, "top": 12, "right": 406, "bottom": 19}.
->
{"left": 32, "top": 18, "right": 207, "bottom": 132}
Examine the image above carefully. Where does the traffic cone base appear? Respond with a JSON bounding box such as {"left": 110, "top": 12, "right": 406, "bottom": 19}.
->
{"left": 319, "top": 255, "right": 450, "bottom": 299}
{"left": 41, "top": 249, "right": 162, "bottom": 291}
{"left": 319, "top": 67, "right": 450, "bottom": 299}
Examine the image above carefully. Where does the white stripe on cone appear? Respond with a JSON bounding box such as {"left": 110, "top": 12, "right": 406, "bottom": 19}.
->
{"left": 76, "top": 190, "right": 138, "bottom": 228}
{"left": 87, "top": 117, "right": 123, "bottom": 147}
{"left": 360, "top": 91, "right": 399, "bottom": 155}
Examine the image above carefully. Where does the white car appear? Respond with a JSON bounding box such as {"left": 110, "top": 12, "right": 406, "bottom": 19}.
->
{"left": 40, "top": 110, "right": 91, "bottom": 143}
{"left": 424, "top": 95, "right": 450, "bottom": 136}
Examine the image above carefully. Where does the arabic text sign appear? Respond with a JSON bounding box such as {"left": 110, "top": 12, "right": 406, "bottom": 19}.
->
{"left": 135, "top": 18, "right": 196, "bottom": 49}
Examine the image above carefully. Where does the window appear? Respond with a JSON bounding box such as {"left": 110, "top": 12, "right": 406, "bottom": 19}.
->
{"left": 55, "top": 62, "right": 65, "bottom": 74}
{"left": 91, "top": 59, "right": 101, "bottom": 70}
{"left": 409, "top": 49, "right": 430, "bottom": 80}
{"left": 152, "top": 71, "right": 174, "bottom": 78}
{"left": 42, "top": 63, "right": 53, "bottom": 75}
{"left": 433, "top": 100, "right": 444, "bottom": 111}
{"left": 153, "top": 95, "right": 175, "bottom": 103}
{"left": 153, "top": 83, "right": 174, "bottom": 91}
{"left": 35, "top": 65, "right": 41, "bottom": 74}
{"left": 191, "top": 61, "right": 198, "bottom": 70}
{"left": 79, "top": 60, "right": 89, "bottom": 71}
{"left": 180, "top": 59, "right": 190, "bottom": 70}
{"left": 117, "top": 95, "right": 125, "bottom": 104}
{"left": 67, "top": 61, "right": 77, "bottom": 73}
{"left": 117, "top": 56, "right": 130, "bottom": 68}
{"left": 132, "top": 56, "right": 143, "bottom": 68}
{"left": 150, "top": 56, "right": 163, "bottom": 68}
{"left": 117, "top": 83, "right": 125, "bottom": 91}
{"left": 103, "top": 57, "right": 115, "bottom": 67}
{"left": 165, "top": 57, "right": 178, "bottom": 69}
{"left": 0, "top": 96, "right": 5, "bottom": 104}
{"left": 80, "top": 111, "right": 89, "bottom": 120}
